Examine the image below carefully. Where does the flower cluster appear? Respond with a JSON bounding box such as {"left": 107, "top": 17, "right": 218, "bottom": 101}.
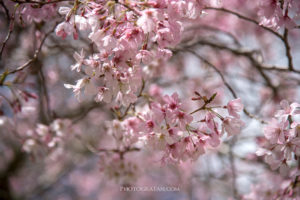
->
{"left": 105, "top": 118, "right": 141, "bottom": 149}
{"left": 140, "top": 93, "right": 197, "bottom": 164}
{"left": 256, "top": 100, "right": 300, "bottom": 174}
{"left": 222, "top": 98, "right": 245, "bottom": 136}
{"left": 22, "top": 119, "right": 71, "bottom": 154}
{"left": 57, "top": 0, "right": 208, "bottom": 105}
{"left": 243, "top": 171, "right": 300, "bottom": 200}
{"left": 20, "top": 3, "right": 57, "bottom": 24}
{"left": 257, "top": 0, "right": 298, "bottom": 30}
{"left": 104, "top": 92, "right": 245, "bottom": 166}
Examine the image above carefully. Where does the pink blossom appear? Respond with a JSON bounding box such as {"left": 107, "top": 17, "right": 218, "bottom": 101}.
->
{"left": 55, "top": 22, "right": 73, "bottom": 39}
{"left": 124, "top": 117, "right": 142, "bottom": 133}
{"left": 150, "top": 102, "right": 165, "bottom": 124}
{"left": 264, "top": 118, "right": 288, "bottom": 144}
{"left": 278, "top": 15, "right": 297, "bottom": 29}
{"left": 116, "top": 91, "right": 137, "bottom": 107}
{"left": 165, "top": 127, "right": 181, "bottom": 145}
{"left": 75, "top": 15, "right": 89, "bottom": 31}
{"left": 137, "top": 8, "right": 162, "bottom": 33}
{"left": 88, "top": 30, "right": 104, "bottom": 47}
{"left": 71, "top": 49, "right": 85, "bottom": 72}
{"left": 198, "top": 123, "right": 220, "bottom": 148}
{"left": 136, "top": 50, "right": 154, "bottom": 65}
{"left": 149, "top": 84, "right": 163, "bottom": 99}
{"left": 275, "top": 100, "right": 300, "bottom": 119}
{"left": 58, "top": 6, "right": 71, "bottom": 16}
{"left": 102, "top": 35, "right": 117, "bottom": 51}
{"left": 176, "top": 111, "right": 193, "bottom": 130}
{"left": 64, "top": 78, "right": 91, "bottom": 101}
{"left": 227, "top": 98, "right": 244, "bottom": 118}
{"left": 95, "top": 87, "right": 112, "bottom": 103}
{"left": 21, "top": 4, "right": 56, "bottom": 23}
{"left": 169, "top": 0, "right": 204, "bottom": 20}
{"left": 156, "top": 20, "right": 182, "bottom": 48}
{"left": 156, "top": 48, "right": 173, "bottom": 60}
{"left": 164, "top": 93, "right": 181, "bottom": 111}
{"left": 222, "top": 117, "right": 245, "bottom": 136}
{"left": 258, "top": 0, "right": 279, "bottom": 19}
{"left": 120, "top": 27, "right": 144, "bottom": 50}
{"left": 205, "top": 112, "right": 217, "bottom": 131}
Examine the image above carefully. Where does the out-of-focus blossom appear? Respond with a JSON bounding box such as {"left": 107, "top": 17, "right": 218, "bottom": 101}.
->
{"left": 227, "top": 98, "right": 244, "bottom": 118}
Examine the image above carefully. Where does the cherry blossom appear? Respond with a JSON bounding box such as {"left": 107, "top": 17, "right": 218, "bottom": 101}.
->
{"left": 71, "top": 49, "right": 85, "bottom": 72}
{"left": 222, "top": 117, "right": 245, "bottom": 136}
{"left": 257, "top": 100, "right": 300, "bottom": 175}
{"left": 1, "top": 0, "right": 300, "bottom": 199}
{"left": 227, "top": 98, "right": 244, "bottom": 118}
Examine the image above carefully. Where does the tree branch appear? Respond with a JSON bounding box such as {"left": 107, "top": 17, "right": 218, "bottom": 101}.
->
{"left": 0, "top": 4, "right": 15, "bottom": 60}
{"left": 283, "top": 28, "right": 294, "bottom": 71}
{"left": 204, "top": 7, "right": 283, "bottom": 40}
{"left": 185, "top": 49, "right": 267, "bottom": 124}
{"left": 0, "top": 22, "right": 59, "bottom": 85}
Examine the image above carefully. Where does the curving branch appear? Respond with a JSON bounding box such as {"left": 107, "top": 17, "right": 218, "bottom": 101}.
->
{"left": 204, "top": 7, "right": 283, "bottom": 40}
{"left": 0, "top": 1, "right": 10, "bottom": 20}
{"left": 0, "top": 22, "right": 60, "bottom": 85}
{"left": 204, "top": 7, "right": 299, "bottom": 75}
{"left": 0, "top": 5, "right": 16, "bottom": 60}
{"left": 185, "top": 49, "right": 267, "bottom": 124}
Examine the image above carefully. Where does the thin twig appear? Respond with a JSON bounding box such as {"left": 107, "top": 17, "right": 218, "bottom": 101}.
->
{"left": 0, "top": 22, "right": 59, "bottom": 85}
{"left": 114, "top": 0, "right": 141, "bottom": 16}
{"left": 185, "top": 24, "right": 242, "bottom": 47}
{"left": 205, "top": 7, "right": 299, "bottom": 74}
{"left": 185, "top": 49, "right": 267, "bottom": 124}
{"left": 260, "top": 65, "right": 300, "bottom": 73}
{"left": 38, "top": 69, "right": 53, "bottom": 123}
{"left": 0, "top": 1, "right": 10, "bottom": 20}
{"left": 177, "top": 40, "right": 279, "bottom": 94}
{"left": 71, "top": 102, "right": 102, "bottom": 124}
{"left": 283, "top": 28, "right": 294, "bottom": 71}
{"left": 204, "top": 7, "right": 283, "bottom": 40}
{"left": 0, "top": 5, "right": 16, "bottom": 60}
{"left": 118, "top": 78, "right": 145, "bottom": 120}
